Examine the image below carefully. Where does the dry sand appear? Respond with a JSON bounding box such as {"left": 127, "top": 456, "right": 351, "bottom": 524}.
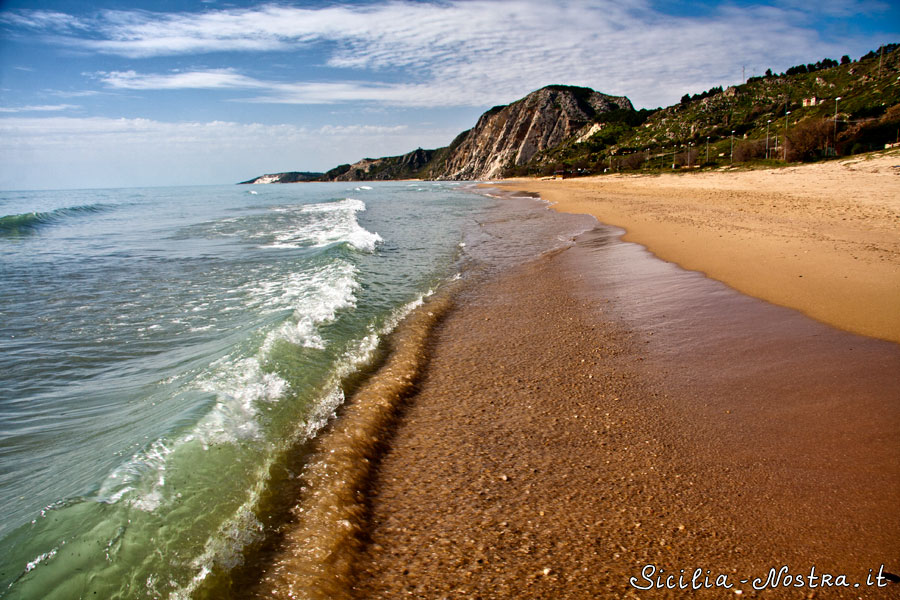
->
{"left": 498, "top": 151, "right": 900, "bottom": 343}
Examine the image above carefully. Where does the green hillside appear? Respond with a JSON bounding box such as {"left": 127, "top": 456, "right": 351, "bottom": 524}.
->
{"left": 513, "top": 43, "right": 900, "bottom": 175}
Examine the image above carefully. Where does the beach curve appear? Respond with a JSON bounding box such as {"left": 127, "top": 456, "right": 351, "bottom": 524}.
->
{"left": 497, "top": 150, "right": 900, "bottom": 344}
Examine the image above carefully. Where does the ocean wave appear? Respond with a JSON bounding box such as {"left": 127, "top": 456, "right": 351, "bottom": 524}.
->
{"left": 170, "top": 289, "right": 439, "bottom": 599}
{"left": 265, "top": 198, "right": 382, "bottom": 252}
{"left": 258, "top": 261, "right": 360, "bottom": 351}
{"left": 0, "top": 203, "right": 115, "bottom": 236}
{"left": 248, "top": 287, "right": 453, "bottom": 599}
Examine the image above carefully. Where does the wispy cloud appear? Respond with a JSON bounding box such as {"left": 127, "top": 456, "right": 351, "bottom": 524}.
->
{"left": 96, "top": 69, "right": 263, "bottom": 90}
{"left": 0, "top": 9, "right": 87, "bottom": 31}
{"left": 0, "top": 104, "right": 79, "bottom": 113}
{"left": 95, "top": 69, "right": 473, "bottom": 106}
{"left": 777, "top": 0, "right": 889, "bottom": 18}
{"left": 0, "top": 116, "right": 408, "bottom": 142}
{"left": 2, "top": 1, "right": 890, "bottom": 108}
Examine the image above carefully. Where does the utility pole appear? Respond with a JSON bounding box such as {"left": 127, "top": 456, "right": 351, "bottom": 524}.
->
{"left": 730, "top": 130, "right": 735, "bottom": 163}
{"left": 766, "top": 119, "right": 771, "bottom": 159}
{"left": 706, "top": 136, "right": 710, "bottom": 164}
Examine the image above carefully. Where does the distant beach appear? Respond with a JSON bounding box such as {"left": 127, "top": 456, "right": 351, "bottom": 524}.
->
{"left": 500, "top": 151, "right": 900, "bottom": 343}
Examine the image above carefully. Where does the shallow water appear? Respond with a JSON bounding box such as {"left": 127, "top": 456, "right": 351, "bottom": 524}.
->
{"left": 0, "top": 182, "right": 498, "bottom": 599}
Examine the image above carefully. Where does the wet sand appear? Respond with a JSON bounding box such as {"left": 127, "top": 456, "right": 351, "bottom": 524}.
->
{"left": 352, "top": 219, "right": 900, "bottom": 598}
{"left": 497, "top": 151, "right": 900, "bottom": 343}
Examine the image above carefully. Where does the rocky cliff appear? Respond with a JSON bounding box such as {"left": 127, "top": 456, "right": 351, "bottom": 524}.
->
{"left": 325, "top": 147, "right": 436, "bottom": 181}
{"left": 239, "top": 85, "right": 634, "bottom": 183}
{"left": 431, "top": 85, "right": 633, "bottom": 179}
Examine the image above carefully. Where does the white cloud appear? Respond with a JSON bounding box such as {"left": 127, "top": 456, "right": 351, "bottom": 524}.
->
{"left": 94, "top": 69, "right": 482, "bottom": 106}
{"left": 5, "top": 0, "right": 876, "bottom": 108}
{"left": 0, "top": 116, "right": 411, "bottom": 146}
{"left": 96, "top": 69, "right": 263, "bottom": 90}
{"left": 316, "top": 124, "right": 408, "bottom": 136}
{"left": 0, "top": 9, "right": 87, "bottom": 31}
{"left": 0, "top": 104, "right": 79, "bottom": 113}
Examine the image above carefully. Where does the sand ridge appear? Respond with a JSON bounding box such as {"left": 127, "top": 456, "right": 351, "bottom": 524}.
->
{"left": 498, "top": 151, "right": 900, "bottom": 343}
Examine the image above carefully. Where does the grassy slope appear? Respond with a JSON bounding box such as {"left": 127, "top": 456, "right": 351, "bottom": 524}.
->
{"left": 532, "top": 45, "right": 900, "bottom": 174}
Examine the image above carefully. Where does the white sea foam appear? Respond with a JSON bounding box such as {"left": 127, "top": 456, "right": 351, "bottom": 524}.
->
{"left": 264, "top": 198, "right": 382, "bottom": 252}
{"left": 168, "top": 289, "right": 438, "bottom": 599}
{"left": 24, "top": 547, "right": 58, "bottom": 573}
{"left": 253, "top": 261, "right": 360, "bottom": 351}
{"left": 193, "top": 357, "right": 289, "bottom": 445}
{"left": 98, "top": 438, "right": 174, "bottom": 510}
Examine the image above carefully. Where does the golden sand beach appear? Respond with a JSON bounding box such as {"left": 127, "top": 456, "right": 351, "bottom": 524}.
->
{"left": 500, "top": 151, "right": 900, "bottom": 343}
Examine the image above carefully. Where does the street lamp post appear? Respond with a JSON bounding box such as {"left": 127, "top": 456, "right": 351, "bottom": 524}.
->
{"left": 706, "top": 136, "right": 710, "bottom": 164}
{"left": 834, "top": 96, "right": 842, "bottom": 155}
{"left": 766, "top": 119, "right": 771, "bottom": 159}
{"left": 730, "top": 130, "right": 735, "bottom": 164}
{"left": 688, "top": 142, "right": 693, "bottom": 167}
{"left": 783, "top": 110, "right": 791, "bottom": 161}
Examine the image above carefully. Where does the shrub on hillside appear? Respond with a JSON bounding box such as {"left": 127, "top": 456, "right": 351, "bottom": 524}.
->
{"left": 838, "top": 103, "right": 900, "bottom": 153}
{"left": 620, "top": 151, "right": 648, "bottom": 170}
{"left": 733, "top": 139, "right": 768, "bottom": 162}
{"left": 785, "top": 118, "right": 833, "bottom": 161}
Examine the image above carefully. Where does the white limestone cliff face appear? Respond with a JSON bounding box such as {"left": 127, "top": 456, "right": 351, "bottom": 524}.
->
{"left": 435, "top": 86, "right": 633, "bottom": 180}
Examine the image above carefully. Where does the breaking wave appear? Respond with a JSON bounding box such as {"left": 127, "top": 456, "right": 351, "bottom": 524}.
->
{"left": 0, "top": 203, "right": 115, "bottom": 236}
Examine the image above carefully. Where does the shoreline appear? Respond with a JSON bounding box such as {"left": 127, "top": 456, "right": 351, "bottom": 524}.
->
{"left": 231, "top": 178, "right": 900, "bottom": 598}
{"left": 351, "top": 221, "right": 900, "bottom": 598}
{"left": 496, "top": 151, "right": 900, "bottom": 344}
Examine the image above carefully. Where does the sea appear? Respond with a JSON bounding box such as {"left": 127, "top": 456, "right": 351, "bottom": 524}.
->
{"left": 0, "top": 181, "right": 593, "bottom": 599}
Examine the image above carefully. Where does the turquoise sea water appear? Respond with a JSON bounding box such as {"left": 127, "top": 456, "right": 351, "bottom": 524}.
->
{"left": 0, "top": 182, "right": 492, "bottom": 598}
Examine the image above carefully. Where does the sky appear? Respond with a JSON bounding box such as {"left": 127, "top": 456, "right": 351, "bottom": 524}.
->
{"left": 0, "top": 0, "right": 897, "bottom": 190}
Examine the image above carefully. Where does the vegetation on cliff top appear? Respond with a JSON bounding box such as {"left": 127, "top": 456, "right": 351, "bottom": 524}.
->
{"left": 520, "top": 43, "right": 900, "bottom": 176}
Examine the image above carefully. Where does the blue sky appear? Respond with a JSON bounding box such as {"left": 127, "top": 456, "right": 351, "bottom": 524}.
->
{"left": 0, "top": 0, "right": 897, "bottom": 189}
